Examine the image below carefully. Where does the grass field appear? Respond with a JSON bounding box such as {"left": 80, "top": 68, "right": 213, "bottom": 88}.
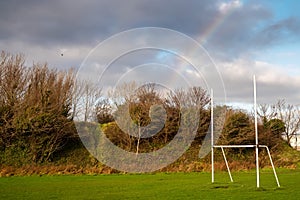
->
{"left": 0, "top": 169, "right": 299, "bottom": 199}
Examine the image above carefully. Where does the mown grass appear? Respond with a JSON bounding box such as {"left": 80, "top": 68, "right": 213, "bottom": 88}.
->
{"left": 0, "top": 169, "right": 299, "bottom": 199}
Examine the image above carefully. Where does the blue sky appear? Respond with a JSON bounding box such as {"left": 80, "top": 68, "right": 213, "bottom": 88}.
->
{"left": 251, "top": 0, "right": 300, "bottom": 73}
{"left": 0, "top": 0, "right": 299, "bottom": 106}
{"left": 262, "top": 0, "right": 300, "bottom": 19}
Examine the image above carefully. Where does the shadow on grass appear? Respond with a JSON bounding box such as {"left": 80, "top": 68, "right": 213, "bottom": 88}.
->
{"left": 210, "top": 182, "right": 244, "bottom": 189}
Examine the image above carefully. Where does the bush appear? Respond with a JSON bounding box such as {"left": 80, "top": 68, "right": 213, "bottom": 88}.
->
{"left": 0, "top": 51, "right": 76, "bottom": 164}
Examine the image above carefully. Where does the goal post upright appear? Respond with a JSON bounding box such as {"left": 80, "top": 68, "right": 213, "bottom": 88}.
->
{"left": 254, "top": 75, "right": 260, "bottom": 188}
{"left": 211, "top": 89, "right": 214, "bottom": 183}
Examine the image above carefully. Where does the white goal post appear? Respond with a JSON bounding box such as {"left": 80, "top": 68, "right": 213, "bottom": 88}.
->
{"left": 211, "top": 75, "right": 280, "bottom": 188}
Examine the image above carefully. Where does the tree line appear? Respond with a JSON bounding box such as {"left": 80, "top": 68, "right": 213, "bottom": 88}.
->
{"left": 95, "top": 83, "right": 289, "bottom": 155}
{"left": 0, "top": 51, "right": 299, "bottom": 165}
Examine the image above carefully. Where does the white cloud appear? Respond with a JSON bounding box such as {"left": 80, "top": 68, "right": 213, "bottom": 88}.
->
{"left": 218, "top": 58, "right": 300, "bottom": 105}
{"left": 218, "top": 0, "right": 242, "bottom": 14}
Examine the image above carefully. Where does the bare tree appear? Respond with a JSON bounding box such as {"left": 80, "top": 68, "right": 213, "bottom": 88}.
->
{"left": 258, "top": 100, "right": 300, "bottom": 146}
{"left": 108, "top": 82, "right": 166, "bottom": 154}
{"left": 257, "top": 104, "right": 277, "bottom": 126}
{"left": 168, "top": 87, "right": 209, "bottom": 109}
{"left": 0, "top": 52, "right": 28, "bottom": 147}
{"left": 165, "top": 86, "right": 211, "bottom": 145}
{"left": 275, "top": 100, "right": 300, "bottom": 146}
{"left": 105, "top": 82, "right": 138, "bottom": 151}
{"left": 71, "top": 79, "right": 85, "bottom": 120}
{"left": 130, "top": 83, "right": 165, "bottom": 155}
{"left": 71, "top": 80, "right": 102, "bottom": 122}
{"left": 21, "top": 64, "right": 75, "bottom": 162}
{"left": 108, "top": 81, "right": 137, "bottom": 106}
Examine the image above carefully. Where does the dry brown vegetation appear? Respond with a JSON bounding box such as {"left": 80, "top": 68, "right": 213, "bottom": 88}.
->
{"left": 0, "top": 51, "right": 76, "bottom": 164}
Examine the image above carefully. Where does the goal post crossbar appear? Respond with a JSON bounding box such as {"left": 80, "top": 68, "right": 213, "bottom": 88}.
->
{"left": 214, "top": 145, "right": 255, "bottom": 148}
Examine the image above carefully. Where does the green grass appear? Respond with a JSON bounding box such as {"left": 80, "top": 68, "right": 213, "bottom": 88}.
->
{"left": 0, "top": 170, "right": 300, "bottom": 199}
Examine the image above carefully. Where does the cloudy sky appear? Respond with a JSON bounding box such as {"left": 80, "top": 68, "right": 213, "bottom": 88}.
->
{"left": 1, "top": 0, "right": 300, "bottom": 107}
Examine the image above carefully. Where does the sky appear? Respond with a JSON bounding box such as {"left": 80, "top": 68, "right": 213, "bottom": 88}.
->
{"left": 1, "top": 0, "right": 300, "bottom": 108}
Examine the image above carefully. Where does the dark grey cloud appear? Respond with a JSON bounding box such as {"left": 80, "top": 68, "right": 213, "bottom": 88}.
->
{"left": 1, "top": 0, "right": 300, "bottom": 105}
{"left": 1, "top": 0, "right": 297, "bottom": 59}
{"left": 0, "top": 0, "right": 215, "bottom": 46}
{"left": 1, "top": 0, "right": 298, "bottom": 53}
{"left": 0, "top": 0, "right": 116, "bottom": 46}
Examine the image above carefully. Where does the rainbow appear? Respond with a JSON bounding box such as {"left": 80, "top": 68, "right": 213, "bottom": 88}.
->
{"left": 197, "top": 2, "right": 240, "bottom": 44}
{"left": 175, "top": 3, "right": 241, "bottom": 90}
